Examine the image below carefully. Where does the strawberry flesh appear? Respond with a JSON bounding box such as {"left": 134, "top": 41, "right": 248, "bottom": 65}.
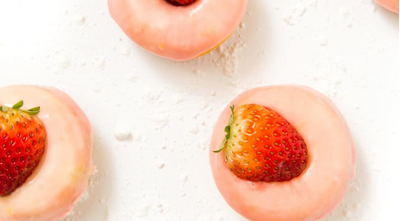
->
{"left": 218, "top": 104, "right": 308, "bottom": 182}
{"left": 0, "top": 102, "right": 46, "bottom": 196}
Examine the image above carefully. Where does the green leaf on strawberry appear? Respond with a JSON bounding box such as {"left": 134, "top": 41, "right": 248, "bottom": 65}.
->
{"left": 214, "top": 105, "right": 234, "bottom": 153}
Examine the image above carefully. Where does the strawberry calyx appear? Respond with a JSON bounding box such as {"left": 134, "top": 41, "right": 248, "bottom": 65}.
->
{"left": 214, "top": 105, "right": 234, "bottom": 153}
{"left": 0, "top": 100, "right": 40, "bottom": 116}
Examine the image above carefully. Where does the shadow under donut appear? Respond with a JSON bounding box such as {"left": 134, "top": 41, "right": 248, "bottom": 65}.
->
{"left": 60, "top": 128, "right": 115, "bottom": 221}
{"left": 138, "top": 0, "right": 271, "bottom": 95}
{"left": 321, "top": 137, "right": 370, "bottom": 221}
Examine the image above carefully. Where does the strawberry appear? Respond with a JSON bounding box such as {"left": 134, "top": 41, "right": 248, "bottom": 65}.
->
{"left": 167, "top": 0, "right": 196, "bottom": 6}
{"left": 214, "top": 104, "right": 308, "bottom": 182}
{"left": 0, "top": 101, "right": 46, "bottom": 196}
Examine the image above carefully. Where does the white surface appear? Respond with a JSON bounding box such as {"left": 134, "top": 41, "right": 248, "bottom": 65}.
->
{"left": 0, "top": 0, "right": 398, "bottom": 220}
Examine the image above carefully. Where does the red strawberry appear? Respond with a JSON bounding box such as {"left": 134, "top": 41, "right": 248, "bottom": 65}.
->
{"left": 167, "top": 0, "right": 196, "bottom": 6}
{"left": 214, "top": 104, "right": 308, "bottom": 182}
{"left": 0, "top": 101, "right": 46, "bottom": 196}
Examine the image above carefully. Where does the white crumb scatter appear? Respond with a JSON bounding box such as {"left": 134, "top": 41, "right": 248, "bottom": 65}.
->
{"left": 342, "top": 207, "right": 352, "bottom": 217}
{"left": 60, "top": 59, "right": 71, "bottom": 69}
{"left": 211, "top": 215, "right": 224, "bottom": 221}
{"left": 60, "top": 209, "right": 81, "bottom": 221}
{"left": 96, "top": 57, "right": 106, "bottom": 69}
{"left": 157, "top": 161, "right": 165, "bottom": 169}
{"left": 339, "top": 8, "right": 354, "bottom": 28}
{"left": 150, "top": 115, "right": 170, "bottom": 129}
{"left": 127, "top": 74, "right": 139, "bottom": 82}
{"left": 181, "top": 175, "right": 189, "bottom": 183}
{"left": 77, "top": 16, "right": 86, "bottom": 25}
{"left": 201, "top": 100, "right": 209, "bottom": 110}
{"left": 283, "top": 6, "right": 307, "bottom": 26}
{"left": 121, "top": 48, "right": 131, "bottom": 56}
{"left": 334, "top": 80, "right": 342, "bottom": 86}
{"left": 339, "top": 8, "right": 349, "bottom": 16}
{"left": 188, "top": 25, "right": 245, "bottom": 76}
{"left": 298, "top": 7, "right": 307, "bottom": 17}
{"left": 79, "top": 190, "right": 90, "bottom": 201}
{"left": 201, "top": 139, "right": 210, "bottom": 150}
{"left": 283, "top": 14, "right": 294, "bottom": 25}
{"left": 318, "top": 36, "right": 328, "bottom": 46}
{"left": 114, "top": 129, "right": 131, "bottom": 141}
{"left": 174, "top": 95, "right": 184, "bottom": 104}
{"left": 132, "top": 133, "right": 142, "bottom": 142}
{"left": 146, "top": 91, "right": 162, "bottom": 101}
{"left": 94, "top": 83, "right": 102, "bottom": 93}
{"left": 370, "top": 4, "right": 377, "bottom": 12}
{"left": 239, "top": 22, "right": 245, "bottom": 29}
{"left": 193, "top": 69, "right": 204, "bottom": 77}
{"left": 60, "top": 214, "right": 78, "bottom": 221}
{"left": 189, "top": 126, "right": 199, "bottom": 134}
{"left": 309, "top": 0, "right": 318, "bottom": 8}
{"left": 347, "top": 22, "right": 353, "bottom": 28}
{"left": 214, "top": 32, "right": 246, "bottom": 76}
{"left": 139, "top": 204, "right": 152, "bottom": 217}
{"left": 137, "top": 201, "right": 164, "bottom": 218}
{"left": 98, "top": 198, "right": 107, "bottom": 204}
{"left": 90, "top": 165, "right": 98, "bottom": 176}
{"left": 158, "top": 204, "right": 164, "bottom": 214}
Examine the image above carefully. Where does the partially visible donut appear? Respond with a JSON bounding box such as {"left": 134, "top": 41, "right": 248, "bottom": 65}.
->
{"left": 108, "top": 0, "right": 248, "bottom": 61}
{"left": 0, "top": 85, "right": 93, "bottom": 221}
{"left": 375, "top": 0, "right": 399, "bottom": 13}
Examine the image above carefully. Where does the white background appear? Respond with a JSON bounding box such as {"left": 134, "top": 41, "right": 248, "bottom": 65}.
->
{"left": 0, "top": 0, "right": 399, "bottom": 220}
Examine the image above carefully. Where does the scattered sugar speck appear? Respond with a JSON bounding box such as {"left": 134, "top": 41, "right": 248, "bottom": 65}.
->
{"left": 114, "top": 129, "right": 131, "bottom": 141}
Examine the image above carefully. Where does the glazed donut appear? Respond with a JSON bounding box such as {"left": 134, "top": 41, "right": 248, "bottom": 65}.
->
{"left": 209, "top": 85, "right": 356, "bottom": 221}
{"left": 375, "top": 0, "right": 399, "bottom": 13}
{"left": 0, "top": 85, "right": 93, "bottom": 221}
{"left": 108, "top": 0, "right": 248, "bottom": 61}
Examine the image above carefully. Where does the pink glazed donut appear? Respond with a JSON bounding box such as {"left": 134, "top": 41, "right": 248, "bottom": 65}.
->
{"left": 375, "top": 0, "right": 399, "bottom": 13}
{"left": 108, "top": 0, "right": 248, "bottom": 61}
{"left": 210, "top": 85, "right": 357, "bottom": 221}
{"left": 0, "top": 86, "right": 94, "bottom": 221}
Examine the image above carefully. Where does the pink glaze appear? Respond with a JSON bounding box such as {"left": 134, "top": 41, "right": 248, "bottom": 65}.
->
{"left": 0, "top": 85, "right": 93, "bottom": 221}
{"left": 375, "top": 0, "right": 399, "bottom": 13}
{"left": 108, "top": 0, "right": 248, "bottom": 61}
{"left": 209, "top": 85, "right": 356, "bottom": 221}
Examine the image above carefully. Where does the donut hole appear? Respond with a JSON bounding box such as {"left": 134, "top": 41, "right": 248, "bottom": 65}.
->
{"left": 165, "top": 0, "right": 196, "bottom": 6}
